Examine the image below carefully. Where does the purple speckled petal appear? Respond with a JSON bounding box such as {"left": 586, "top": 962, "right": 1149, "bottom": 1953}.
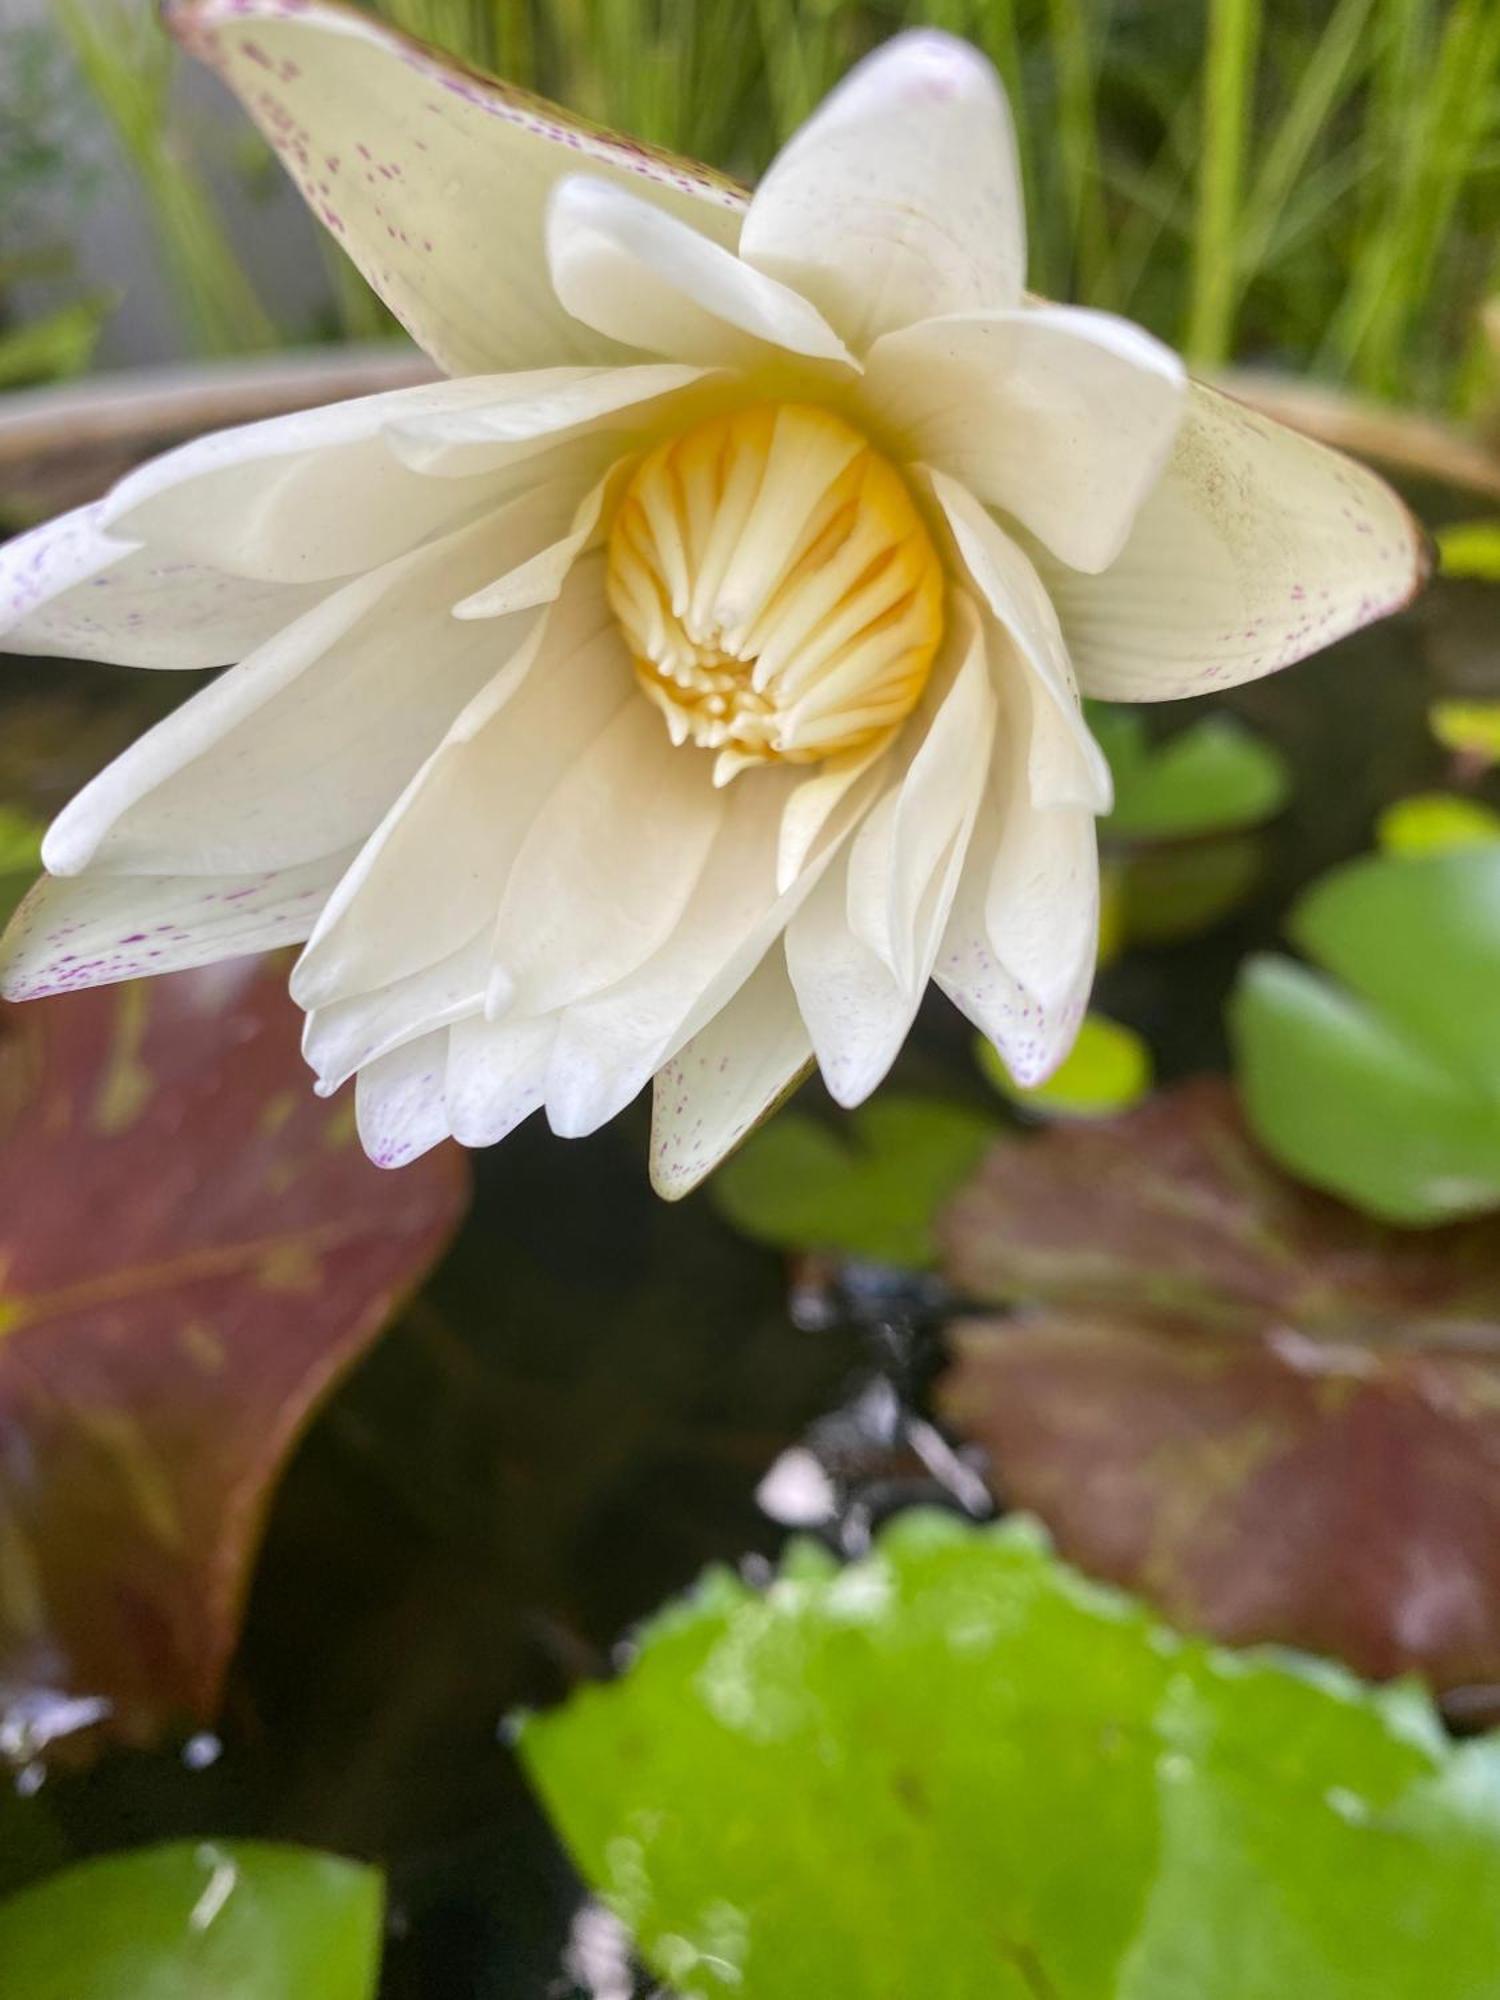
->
{"left": 167, "top": 0, "right": 747, "bottom": 378}
{"left": 649, "top": 947, "right": 812, "bottom": 1200}
{"left": 1041, "top": 380, "right": 1432, "bottom": 702}
{"left": 0, "top": 501, "right": 321, "bottom": 668}
{"left": 0, "top": 850, "right": 354, "bottom": 1002}
{"left": 355, "top": 1027, "right": 453, "bottom": 1168}
{"left": 302, "top": 929, "right": 491, "bottom": 1096}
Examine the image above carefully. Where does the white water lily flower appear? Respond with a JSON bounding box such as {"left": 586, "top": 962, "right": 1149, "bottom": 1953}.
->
{"left": 0, "top": 7, "right": 1427, "bottom": 1195}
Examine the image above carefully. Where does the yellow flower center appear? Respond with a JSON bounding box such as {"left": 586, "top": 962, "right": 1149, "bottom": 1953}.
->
{"left": 606, "top": 402, "right": 946, "bottom": 784}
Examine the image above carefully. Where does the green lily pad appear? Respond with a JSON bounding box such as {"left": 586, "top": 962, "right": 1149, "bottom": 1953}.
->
{"left": 1092, "top": 707, "right": 1291, "bottom": 840}
{"left": 976, "top": 1013, "right": 1152, "bottom": 1119}
{"left": 1230, "top": 848, "right": 1500, "bottom": 1222}
{"left": 1436, "top": 519, "right": 1500, "bottom": 581}
{"left": 711, "top": 1095, "right": 996, "bottom": 1267}
{"left": 0, "top": 804, "right": 42, "bottom": 928}
{"left": 521, "top": 1513, "right": 1500, "bottom": 2000}
{"left": 1430, "top": 699, "right": 1500, "bottom": 768}
{"left": 1376, "top": 792, "right": 1500, "bottom": 856}
{"left": 0, "top": 1840, "right": 383, "bottom": 1999}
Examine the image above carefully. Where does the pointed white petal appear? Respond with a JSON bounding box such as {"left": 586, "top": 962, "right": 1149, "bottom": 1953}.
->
{"left": 291, "top": 557, "right": 627, "bottom": 1010}
{"left": 169, "top": 0, "right": 747, "bottom": 376}
{"left": 381, "top": 364, "right": 711, "bottom": 477}
{"left": 866, "top": 307, "right": 1185, "bottom": 572}
{"left": 0, "top": 501, "right": 319, "bottom": 667}
{"left": 302, "top": 933, "right": 490, "bottom": 1096}
{"left": 860, "top": 601, "right": 996, "bottom": 985}
{"left": 930, "top": 476, "right": 1112, "bottom": 812}
{"left": 541, "top": 759, "right": 872, "bottom": 1138}
{"left": 100, "top": 375, "right": 568, "bottom": 584}
{"left": 547, "top": 176, "right": 856, "bottom": 370}
{"left": 43, "top": 504, "right": 570, "bottom": 880}
{"left": 650, "top": 947, "right": 813, "bottom": 1199}
{"left": 936, "top": 627, "right": 1101, "bottom": 1084}
{"left": 787, "top": 803, "right": 979, "bottom": 1110}
{"left": 775, "top": 742, "right": 890, "bottom": 896}
{"left": 740, "top": 30, "right": 1025, "bottom": 351}
{"left": 493, "top": 697, "right": 724, "bottom": 1015}
{"left": 453, "top": 466, "right": 617, "bottom": 619}
{"left": 784, "top": 610, "right": 994, "bottom": 1107}
{"left": 444, "top": 1013, "right": 555, "bottom": 1148}
{"left": 1042, "top": 381, "right": 1432, "bottom": 701}
{"left": 0, "top": 851, "right": 350, "bottom": 1001}
{"left": 355, "top": 1030, "right": 452, "bottom": 1169}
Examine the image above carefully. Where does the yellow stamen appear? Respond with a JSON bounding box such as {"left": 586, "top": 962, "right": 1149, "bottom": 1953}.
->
{"left": 606, "top": 402, "right": 945, "bottom": 784}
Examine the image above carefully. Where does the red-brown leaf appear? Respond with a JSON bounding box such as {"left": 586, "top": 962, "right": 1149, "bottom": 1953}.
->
{"left": 0, "top": 961, "right": 468, "bottom": 1753}
{"left": 936, "top": 1078, "right": 1500, "bottom": 1701}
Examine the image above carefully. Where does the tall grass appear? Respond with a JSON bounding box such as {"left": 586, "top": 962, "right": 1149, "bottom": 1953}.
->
{"left": 29, "top": 0, "right": 1500, "bottom": 410}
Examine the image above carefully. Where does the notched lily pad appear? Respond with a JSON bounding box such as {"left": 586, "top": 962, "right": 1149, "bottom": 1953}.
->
{"left": 0, "top": 962, "right": 469, "bottom": 1755}
{"left": 712, "top": 1095, "right": 995, "bottom": 1268}
{"left": 522, "top": 1512, "right": 1500, "bottom": 2000}
{"left": 1231, "top": 846, "right": 1500, "bottom": 1222}
{"left": 937, "top": 1078, "right": 1500, "bottom": 1697}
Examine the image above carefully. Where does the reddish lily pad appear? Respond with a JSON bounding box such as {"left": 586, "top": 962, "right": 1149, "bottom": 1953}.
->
{"left": 936, "top": 1077, "right": 1500, "bottom": 1702}
{"left": 0, "top": 961, "right": 468, "bottom": 1756}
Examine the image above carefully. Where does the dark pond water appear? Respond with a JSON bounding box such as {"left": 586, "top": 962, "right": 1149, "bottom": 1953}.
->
{"left": 0, "top": 534, "right": 1486, "bottom": 1993}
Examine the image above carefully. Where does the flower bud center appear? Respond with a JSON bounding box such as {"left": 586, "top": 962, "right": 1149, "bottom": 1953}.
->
{"left": 606, "top": 402, "right": 945, "bottom": 784}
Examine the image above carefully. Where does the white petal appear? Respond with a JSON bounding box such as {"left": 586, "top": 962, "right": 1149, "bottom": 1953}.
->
{"left": 382, "top": 364, "right": 711, "bottom": 478}
{"left": 453, "top": 466, "right": 617, "bottom": 619}
{"left": 492, "top": 697, "right": 724, "bottom": 1015}
{"left": 0, "top": 501, "right": 319, "bottom": 667}
{"left": 355, "top": 1030, "right": 452, "bottom": 1169}
{"left": 787, "top": 807, "right": 978, "bottom": 1110}
{"left": 547, "top": 176, "right": 856, "bottom": 371}
{"left": 302, "top": 933, "right": 490, "bottom": 1096}
{"left": 0, "top": 851, "right": 349, "bottom": 1000}
{"left": 650, "top": 947, "right": 813, "bottom": 1199}
{"left": 739, "top": 30, "right": 1025, "bottom": 351}
{"left": 936, "top": 638, "right": 1100, "bottom": 1084}
{"left": 785, "top": 613, "right": 994, "bottom": 1106}
{"left": 291, "top": 558, "right": 627, "bottom": 1010}
{"left": 101, "top": 376, "right": 560, "bottom": 584}
{"left": 929, "top": 476, "right": 1112, "bottom": 812}
{"left": 1042, "top": 381, "right": 1432, "bottom": 701}
{"left": 43, "top": 504, "right": 571, "bottom": 879}
{"left": 541, "top": 759, "right": 871, "bottom": 1138}
{"left": 865, "top": 307, "right": 1185, "bottom": 572}
{"left": 775, "top": 742, "right": 890, "bottom": 896}
{"left": 444, "top": 1013, "right": 555, "bottom": 1148}
{"left": 169, "top": 0, "right": 747, "bottom": 376}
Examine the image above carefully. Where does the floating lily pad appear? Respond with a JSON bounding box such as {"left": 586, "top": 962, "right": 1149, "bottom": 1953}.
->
{"left": 1376, "top": 791, "right": 1500, "bottom": 855}
{"left": 0, "top": 1839, "right": 383, "bottom": 2000}
{"left": 1429, "top": 699, "right": 1500, "bottom": 768}
{"left": 712, "top": 1095, "right": 995, "bottom": 1268}
{"left": 937, "top": 1078, "right": 1500, "bottom": 1695}
{"left": 1092, "top": 706, "right": 1291, "bottom": 840}
{"left": 1230, "top": 846, "right": 1500, "bottom": 1222}
{"left": 0, "top": 963, "right": 469, "bottom": 1753}
{"left": 522, "top": 1511, "right": 1500, "bottom": 2000}
{"left": 976, "top": 1013, "right": 1152, "bottom": 1119}
{"left": 1436, "top": 519, "right": 1500, "bottom": 581}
